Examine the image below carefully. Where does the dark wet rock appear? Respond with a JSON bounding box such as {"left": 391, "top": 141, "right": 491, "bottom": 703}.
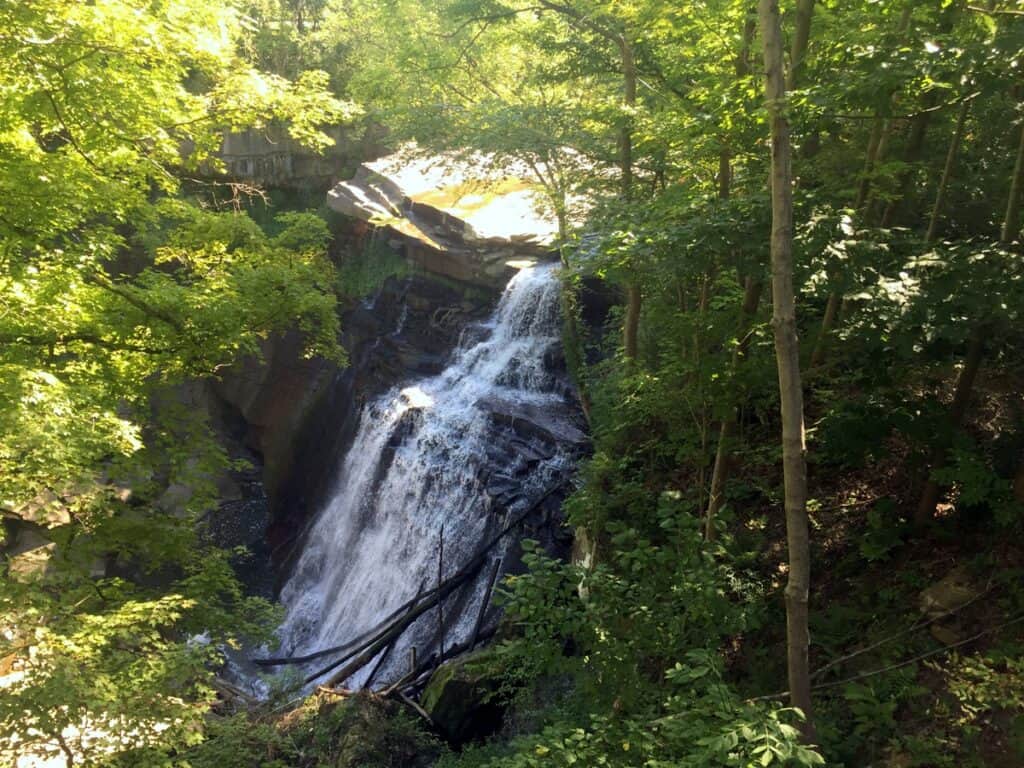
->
{"left": 485, "top": 475, "right": 520, "bottom": 498}
{"left": 509, "top": 437, "right": 555, "bottom": 462}
{"left": 477, "top": 395, "right": 589, "bottom": 448}
{"left": 420, "top": 650, "right": 508, "bottom": 746}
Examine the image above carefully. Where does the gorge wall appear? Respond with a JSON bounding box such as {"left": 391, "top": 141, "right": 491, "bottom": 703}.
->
{"left": 203, "top": 150, "right": 593, "bottom": 633}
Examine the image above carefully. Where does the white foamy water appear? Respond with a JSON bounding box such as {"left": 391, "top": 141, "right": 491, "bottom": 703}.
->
{"left": 272, "top": 263, "right": 571, "bottom": 688}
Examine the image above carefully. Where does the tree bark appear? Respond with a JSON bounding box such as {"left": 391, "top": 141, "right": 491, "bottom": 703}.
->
{"left": 760, "top": 0, "right": 817, "bottom": 742}
{"left": 705, "top": 278, "right": 764, "bottom": 540}
{"left": 926, "top": 98, "right": 971, "bottom": 244}
{"left": 1001, "top": 121, "right": 1024, "bottom": 243}
{"left": 718, "top": 145, "right": 732, "bottom": 200}
{"left": 787, "top": 0, "right": 815, "bottom": 91}
{"left": 862, "top": 117, "right": 903, "bottom": 223}
{"left": 716, "top": 8, "right": 757, "bottom": 201}
{"left": 618, "top": 34, "right": 637, "bottom": 197}
{"left": 817, "top": 4, "right": 912, "bottom": 366}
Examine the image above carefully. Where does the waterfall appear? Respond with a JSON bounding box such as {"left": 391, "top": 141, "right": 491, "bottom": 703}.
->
{"left": 271, "top": 263, "right": 579, "bottom": 689}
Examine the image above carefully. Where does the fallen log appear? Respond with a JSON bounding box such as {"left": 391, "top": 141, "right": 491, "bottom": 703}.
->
{"left": 312, "top": 482, "right": 565, "bottom": 687}
{"left": 470, "top": 557, "right": 502, "bottom": 650}
{"left": 255, "top": 478, "right": 568, "bottom": 684}
{"left": 396, "top": 690, "right": 435, "bottom": 726}
{"left": 382, "top": 625, "right": 499, "bottom": 698}
{"left": 364, "top": 582, "right": 425, "bottom": 688}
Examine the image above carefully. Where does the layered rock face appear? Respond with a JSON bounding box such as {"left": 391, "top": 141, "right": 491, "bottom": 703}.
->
{"left": 210, "top": 151, "right": 584, "bottom": 603}
{"left": 216, "top": 125, "right": 384, "bottom": 191}
{"left": 269, "top": 262, "right": 587, "bottom": 692}
{"left": 327, "top": 150, "right": 557, "bottom": 288}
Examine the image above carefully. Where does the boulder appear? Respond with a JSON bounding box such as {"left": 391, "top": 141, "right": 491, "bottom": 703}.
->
{"left": 419, "top": 650, "right": 508, "bottom": 745}
{"left": 919, "top": 565, "right": 979, "bottom": 618}
{"left": 919, "top": 565, "right": 981, "bottom": 645}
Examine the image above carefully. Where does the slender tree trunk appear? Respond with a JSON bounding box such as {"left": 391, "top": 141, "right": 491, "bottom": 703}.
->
{"left": 623, "top": 282, "right": 641, "bottom": 361}
{"left": 788, "top": 0, "right": 818, "bottom": 155}
{"left": 855, "top": 119, "right": 885, "bottom": 211}
{"left": 618, "top": 35, "right": 642, "bottom": 362}
{"left": 1001, "top": 121, "right": 1024, "bottom": 243}
{"left": 864, "top": 117, "right": 900, "bottom": 222}
{"left": 855, "top": 3, "right": 914, "bottom": 213}
{"left": 694, "top": 266, "right": 716, "bottom": 354}
{"left": 817, "top": 4, "right": 911, "bottom": 366}
{"left": 914, "top": 326, "right": 986, "bottom": 527}
{"left": 739, "top": 8, "right": 757, "bottom": 78}
{"left": 916, "top": 112, "right": 1017, "bottom": 526}
{"left": 808, "top": 290, "right": 842, "bottom": 368}
{"left": 760, "top": 0, "right": 816, "bottom": 742}
{"left": 718, "top": 145, "right": 732, "bottom": 200}
{"left": 715, "top": 7, "right": 757, "bottom": 202}
{"left": 556, "top": 213, "right": 591, "bottom": 422}
{"left": 881, "top": 91, "right": 937, "bottom": 227}
{"left": 787, "top": 0, "right": 815, "bottom": 91}
{"left": 618, "top": 35, "right": 636, "bottom": 196}
{"left": 926, "top": 98, "right": 971, "bottom": 244}
{"left": 703, "top": 12, "right": 760, "bottom": 538}
{"left": 705, "top": 278, "right": 763, "bottom": 540}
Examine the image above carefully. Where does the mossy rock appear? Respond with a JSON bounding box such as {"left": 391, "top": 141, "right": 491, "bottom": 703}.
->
{"left": 315, "top": 693, "right": 444, "bottom": 768}
{"left": 420, "top": 650, "right": 509, "bottom": 746}
{"left": 188, "top": 692, "right": 445, "bottom": 768}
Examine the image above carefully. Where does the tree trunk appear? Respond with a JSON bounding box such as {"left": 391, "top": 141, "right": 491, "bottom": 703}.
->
{"left": 787, "top": 0, "right": 815, "bottom": 91}
{"left": 854, "top": 3, "right": 914, "bottom": 213}
{"left": 818, "top": 4, "right": 911, "bottom": 365}
{"left": 1001, "top": 121, "right": 1024, "bottom": 243}
{"left": 808, "top": 290, "right": 842, "bottom": 368}
{"left": 854, "top": 118, "right": 885, "bottom": 212}
{"left": 703, "top": 11, "right": 761, "bottom": 533}
{"left": 716, "top": 7, "right": 758, "bottom": 202}
{"left": 623, "top": 281, "right": 641, "bottom": 361}
{"left": 864, "top": 117, "right": 898, "bottom": 222}
{"left": 916, "top": 110, "right": 1014, "bottom": 526}
{"left": 618, "top": 35, "right": 636, "bottom": 198}
{"left": 881, "top": 90, "right": 937, "bottom": 227}
{"left": 618, "top": 35, "right": 642, "bottom": 363}
{"left": 718, "top": 145, "right": 732, "bottom": 200}
{"left": 705, "top": 278, "right": 763, "bottom": 540}
{"left": 914, "top": 327, "right": 986, "bottom": 527}
{"left": 760, "top": 0, "right": 817, "bottom": 742}
{"left": 926, "top": 98, "right": 971, "bottom": 244}
{"left": 556, "top": 214, "right": 591, "bottom": 421}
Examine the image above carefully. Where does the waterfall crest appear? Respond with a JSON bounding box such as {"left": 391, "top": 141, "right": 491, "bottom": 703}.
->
{"left": 273, "top": 263, "right": 581, "bottom": 688}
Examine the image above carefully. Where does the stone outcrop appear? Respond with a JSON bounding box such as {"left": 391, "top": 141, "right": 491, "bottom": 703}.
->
{"left": 204, "top": 152, "right": 587, "bottom": 600}
{"left": 327, "top": 150, "right": 557, "bottom": 289}
{"left": 266, "top": 269, "right": 502, "bottom": 572}
{"left": 420, "top": 649, "right": 508, "bottom": 745}
{"left": 217, "top": 124, "right": 385, "bottom": 191}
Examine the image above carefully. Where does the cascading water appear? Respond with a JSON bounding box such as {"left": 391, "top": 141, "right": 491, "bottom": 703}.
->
{"left": 269, "top": 263, "right": 583, "bottom": 689}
